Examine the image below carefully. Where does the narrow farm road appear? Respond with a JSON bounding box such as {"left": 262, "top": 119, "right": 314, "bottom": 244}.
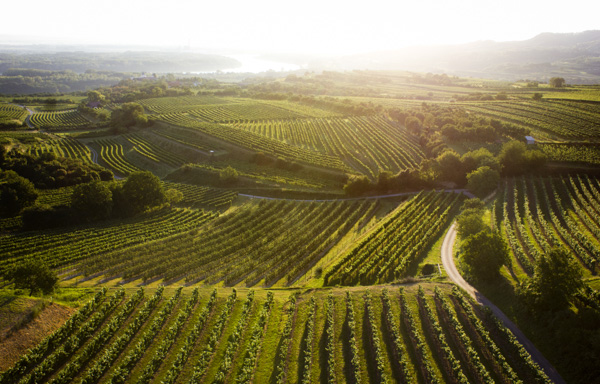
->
{"left": 13, "top": 104, "right": 35, "bottom": 128}
{"left": 441, "top": 222, "right": 566, "bottom": 384}
{"left": 239, "top": 188, "right": 475, "bottom": 202}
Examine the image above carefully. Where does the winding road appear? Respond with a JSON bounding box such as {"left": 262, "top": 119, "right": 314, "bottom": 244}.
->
{"left": 441, "top": 222, "right": 566, "bottom": 384}
{"left": 239, "top": 189, "right": 476, "bottom": 202}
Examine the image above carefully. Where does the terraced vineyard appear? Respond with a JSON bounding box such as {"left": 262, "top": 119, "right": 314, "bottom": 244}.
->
{"left": 0, "top": 208, "right": 215, "bottom": 277}
{"left": 0, "top": 285, "right": 551, "bottom": 384}
{"left": 149, "top": 126, "right": 221, "bottom": 152}
{"left": 123, "top": 132, "right": 188, "bottom": 167}
{"left": 29, "top": 110, "right": 89, "bottom": 130}
{"left": 26, "top": 136, "right": 92, "bottom": 164}
{"left": 95, "top": 138, "right": 143, "bottom": 176}
{"left": 232, "top": 115, "right": 425, "bottom": 177}
{"left": 325, "top": 191, "right": 462, "bottom": 285}
{"left": 0, "top": 104, "right": 28, "bottom": 125}
{"left": 155, "top": 113, "right": 352, "bottom": 172}
{"left": 77, "top": 199, "right": 378, "bottom": 286}
{"left": 495, "top": 175, "right": 600, "bottom": 277}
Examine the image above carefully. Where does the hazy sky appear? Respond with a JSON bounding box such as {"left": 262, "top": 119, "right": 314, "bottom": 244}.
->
{"left": 1, "top": 0, "right": 597, "bottom": 54}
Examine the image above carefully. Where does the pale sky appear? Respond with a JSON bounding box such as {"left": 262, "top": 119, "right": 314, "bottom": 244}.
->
{"left": 1, "top": 0, "right": 598, "bottom": 54}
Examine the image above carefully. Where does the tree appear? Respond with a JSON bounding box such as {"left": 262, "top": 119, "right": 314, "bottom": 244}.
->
{"left": 532, "top": 93, "right": 543, "bottom": 101}
{"left": 165, "top": 188, "right": 183, "bottom": 204}
{"left": 86, "top": 90, "right": 105, "bottom": 104}
{"left": 6, "top": 259, "right": 59, "bottom": 296}
{"left": 549, "top": 77, "right": 566, "bottom": 88}
{"left": 405, "top": 116, "right": 422, "bottom": 134}
{"left": 519, "top": 247, "right": 584, "bottom": 312}
{"left": 467, "top": 166, "right": 500, "bottom": 198}
{"left": 457, "top": 211, "right": 487, "bottom": 240}
{"left": 434, "top": 150, "right": 465, "bottom": 185}
{"left": 120, "top": 171, "right": 166, "bottom": 214}
{"left": 0, "top": 172, "right": 38, "bottom": 216}
{"left": 219, "top": 166, "right": 239, "bottom": 185}
{"left": 110, "top": 102, "right": 149, "bottom": 130}
{"left": 343, "top": 175, "right": 372, "bottom": 196}
{"left": 461, "top": 229, "right": 508, "bottom": 281}
{"left": 71, "top": 181, "right": 113, "bottom": 220}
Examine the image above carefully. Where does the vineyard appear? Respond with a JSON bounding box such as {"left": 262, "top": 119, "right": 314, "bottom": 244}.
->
{"left": 494, "top": 175, "right": 600, "bottom": 277}
{"left": 462, "top": 99, "right": 600, "bottom": 139}
{"left": 77, "top": 199, "right": 378, "bottom": 287}
{"left": 154, "top": 113, "right": 352, "bottom": 172}
{"left": 0, "top": 285, "right": 551, "bottom": 384}
{"left": 162, "top": 182, "right": 238, "bottom": 210}
{"left": 25, "top": 135, "right": 93, "bottom": 164}
{"left": 231, "top": 115, "right": 425, "bottom": 177}
{"left": 538, "top": 143, "right": 600, "bottom": 165}
{"left": 140, "top": 96, "right": 338, "bottom": 119}
{"left": 0, "top": 208, "right": 215, "bottom": 277}
{"left": 29, "top": 110, "right": 89, "bottom": 130}
{"left": 4, "top": 72, "right": 600, "bottom": 384}
{"left": 325, "top": 191, "right": 462, "bottom": 285}
{"left": 0, "top": 104, "right": 28, "bottom": 126}
{"left": 94, "top": 138, "right": 143, "bottom": 176}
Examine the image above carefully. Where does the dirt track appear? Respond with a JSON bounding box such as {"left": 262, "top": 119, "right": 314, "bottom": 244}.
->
{"left": 441, "top": 222, "right": 566, "bottom": 384}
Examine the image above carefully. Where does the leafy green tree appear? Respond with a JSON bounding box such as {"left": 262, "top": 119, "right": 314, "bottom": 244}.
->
{"left": 120, "top": 171, "right": 166, "bottom": 214}
{"left": 461, "top": 229, "right": 508, "bottom": 281}
{"left": 532, "top": 93, "right": 543, "bottom": 101}
{"left": 86, "top": 90, "right": 105, "bottom": 104}
{"left": 519, "top": 247, "right": 584, "bottom": 312}
{"left": 343, "top": 175, "right": 372, "bottom": 196}
{"left": 497, "top": 141, "right": 546, "bottom": 176}
{"left": 219, "top": 166, "right": 239, "bottom": 185}
{"left": 0, "top": 171, "right": 38, "bottom": 216}
{"left": 434, "top": 150, "right": 465, "bottom": 185}
{"left": 461, "top": 148, "right": 500, "bottom": 174}
{"left": 461, "top": 197, "right": 485, "bottom": 212}
{"left": 467, "top": 166, "right": 500, "bottom": 198}
{"left": 6, "top": 259, "right": 59, "bottom": 296}
{"left": 457, "top": 211, "right": 487, "bottom": 240}
{"left": 71, "top": 181, "right": 113, "bottom": 220}
{"left": 405, "top": 116, "right": 422, "bottom": 134}
{"left": 165, "top": 188, "right": 184, "bottom": 204}
{"left": 549, "top": 77, "right": 566, "bottom": 87}
{"left": 110, "top": 102, "right": 149, "bottom": 130}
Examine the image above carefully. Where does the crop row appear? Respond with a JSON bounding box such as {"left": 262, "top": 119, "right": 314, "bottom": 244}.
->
{"left": 325, "top": 191, "right": 461, "bottom": 285}
{"left": 155, "top": 113, "right": 351, "bottom": 172}
{"left": 124, "top": 132, "right": 188, "bottom": 167}
{"left": 26, "top": 136, "right": 92, "bottom": 164}
{"left": 232, "top": 115, "right": 424, "bottom": 177}
{"left": 95, "top": 138, "right": 143, "bottom": 176}
{"left": 139, "top": 95, "right": 229, "bottom": 114}
{"left": 0, "top": 208, "right": 215, "bottom": 276}
{"left": 78, "top": 199, "right": 377, "bottom": 287}
{"left": 0, "top": 104, "right": 29, "bottom": 123}
{"left": 498, "top": 175, "right": 600, "bottom": 275}
{"left": 150, "top": 125, "right": 220, "bottom": 152}
{"left": 162, "top": 181, "right": 238, "bottom": 210}
{"left": 30, "top": 110, "right": 89, "bottom": 130}
{"left": 3, "top": 286, "right": 551, "bottom": 383}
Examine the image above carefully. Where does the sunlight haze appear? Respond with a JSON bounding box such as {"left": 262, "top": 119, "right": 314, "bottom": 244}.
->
{"left": 1, "top": 0, "right": 598, "bottom": 54}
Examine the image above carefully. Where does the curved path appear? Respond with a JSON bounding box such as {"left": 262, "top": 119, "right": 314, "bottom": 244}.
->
{"left": 239, "top": 188, "right": 475, "bottom": 202}
{"left": 441, "top": 222, "right": 566, "bottom": 384}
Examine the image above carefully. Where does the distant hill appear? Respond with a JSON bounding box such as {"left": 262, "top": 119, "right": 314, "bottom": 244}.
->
{"left": 0, "top": 51, "right": 241, "bottom": 74}
{"left": 328, "top": 30, "right": 600, "bottom": 84}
